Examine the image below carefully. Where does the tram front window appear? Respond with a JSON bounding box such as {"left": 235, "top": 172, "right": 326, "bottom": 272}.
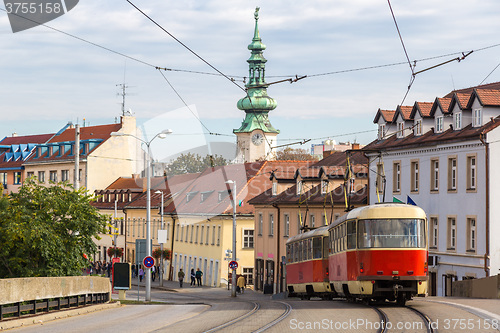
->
{"left": 357, "top": 219, "right": 426, "bottom": 248}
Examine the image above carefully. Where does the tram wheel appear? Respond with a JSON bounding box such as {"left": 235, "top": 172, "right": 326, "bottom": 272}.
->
{"left": 396, "top": 293, "right": 406, "bottom": 306}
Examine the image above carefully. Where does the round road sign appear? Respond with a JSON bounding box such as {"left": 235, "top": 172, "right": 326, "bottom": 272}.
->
{"left": 229, "top": 260, "right": 238, "bottom": 270}
{"left": 143, "top": 256, "right": 155, "bottom": 268}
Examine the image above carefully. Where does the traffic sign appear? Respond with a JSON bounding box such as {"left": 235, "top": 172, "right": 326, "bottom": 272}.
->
{"left": 143, "top": 256, "right": 155, "bottom": 268}
{"left": 229, "top": 260, "right": 238, "bottom": 270}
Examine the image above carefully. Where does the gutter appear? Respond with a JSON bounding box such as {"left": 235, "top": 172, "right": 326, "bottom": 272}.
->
{"left": 479, "top": 132, "right": 490, "bottom": 277}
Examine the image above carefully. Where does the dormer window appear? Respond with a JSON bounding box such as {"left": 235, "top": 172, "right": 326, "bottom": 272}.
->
{"left": 397, "top": 122, "right": 405, "bottom": 138}
{"left": 272, "top": 182, "right": 277, "bottom": 196}
{"left": 296, "top": 181, "right": 303, "bottom": 196}
{"left": 321, "top": 180, "right": 328, "bottom": 194}
{"left": 414, "top": 120, "right": 422, "bottom": 136}
{"left": 473, "top": 109, "right": 482, "bottom": 127}
{"left": 454, "top": 112, "right": 462, "bottom": 130}
{"left": 200, "top": 191, "right": 213, "bottom": 203}
{"left": 378, "top": 124, "right": 386, "bottom": 140}
{"left": 186, "top": 192, "right": 197, "bottom": 202}
{"left": 436, "top": 116, "right": 444, "bottom": 133}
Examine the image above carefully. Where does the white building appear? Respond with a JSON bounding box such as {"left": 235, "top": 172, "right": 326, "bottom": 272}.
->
{"left": 364, "top": 82, "right": 500, "bottom": 296}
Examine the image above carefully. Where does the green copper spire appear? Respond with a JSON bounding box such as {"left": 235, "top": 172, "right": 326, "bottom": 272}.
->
{"left": 234, "top": 7, "right": 279, "bottom": 134}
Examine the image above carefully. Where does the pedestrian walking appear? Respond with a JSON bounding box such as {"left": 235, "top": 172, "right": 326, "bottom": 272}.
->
{"left": 139, "top": 266, "right": 144, "bottom": 282}
{"left": 151, "top": 265, "right": 156, "bottom": 282}
{"left": 190, "top": 268, "right": 196, "bottom": 286}
{"left": 132, "top": 264, "right": 136, "bottom": 278}
{"left": 237, "top": 275, "right": 246, "bottom": 294}
{"left": 178, "top": 269, "right": 185, "bottom": 288}
{"left": 196, "top": 268, "right": 203, "bottom": 286}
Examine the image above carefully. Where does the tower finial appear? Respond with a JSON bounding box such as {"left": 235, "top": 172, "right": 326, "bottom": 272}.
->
{"left": 254, "top": 7, "right": 260, "bottom": 20}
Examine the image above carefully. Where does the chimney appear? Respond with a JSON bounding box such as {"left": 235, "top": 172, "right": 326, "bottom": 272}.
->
{"left": 12, "top": 132, "right": 17, "bottom": 137}
{"left": 351, "top": 143, "right": 360, "bottom": 150}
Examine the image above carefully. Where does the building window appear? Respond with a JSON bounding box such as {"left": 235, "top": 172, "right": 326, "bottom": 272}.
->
{"left": 430, "top": 217, "right": 438, "bottom": 249}
{"left": 206, "top": 225, "right": 210, "bottom": 245}
{"left": 195, "top": 225, "right": 199, "bottom": 244}
{"left": 186, "top": 192, "right": 196, "bottom": 202}
{"left": 176, "top": 224, "right": 180, "bottom": 241}
{"left": 200, "top": 225, "right": 204, "bottom": 244}
{"left": 397, "top": 122, "right": 405, "bottom": 138}
{"left": 378, "top": 124, "right": 385, "bottom": 140}
{"left": 269, "top": 214, "right": 274, "bottom": 236}
{"left": 0, "top": 172, "right": 7, "bottom": 187}
{"left": 310, "top": 214, "right": 315, "bottom": 228}
{"left": 211, "top": 226, "right": 216, "bottom": 245}
{"left": 415, "top": 120, "right": 422, "bottom": 136}
{"left": 296, "top": 181, "right": 302, "bottom": 196}
{"left": 467, "top": 217, "right": 476, "bottom": 252}
{"left": 201, "top": 191, "right": 212, "bottom": 203}
{"left": 27, "top": 171, "right": 34, "bottom": 179}
{"left": 190, "top": 225, "right": 194, "bottom": 243}
{"left": 447, "top": 217, "right": 456, "bottom": 251}
{"left": 284, "top": 214, "right": 290, "bottom": 237}
{"left": 411, "top": 160, "right": 419, "bottom": 192}
{"left": 436, "top": 116, "right": 444, "bottom": 133}
{"left": 321, "top": 180, "right": 328, "bottom": 195}
{"left": 272, "top": 182, "right": 277, "bottom": 196}
{"left": 14, "top": 172, "right": 22, "bottom": 185}
{"left": 49, "top": 170, "right": 57, "bottom": 182}
{"left": 467, "top": 155, "right": 476, "bottom": 191}
{"left": 242, "top": 267, "right": 254, "bottom": 285}
{"left": 243, "top": 229, "right": 254, "bottom": 248}
{"left": 393, "top": 161, "right": 401, "bottom": 193}
{"left": 61, "top": 170, "right": 69, "bottom": 182}
{"left": 185, "top": 225, "right": 189, "bottom": 242}
{"left": 217, "top": 226, "right": 221, "bottom": 246}
{"left": 448, "top": 157, "right": 457, "bottom": 191}
{"left": 180, "top": 225, "right": 184, "bottom": 242}
{"left": 376, "top": 163, "right": 384, "bottom": 195}
{"left": 431, "top": 159, "right": 439, "bottom": 192}
{"left": 454, "top": 112, "right": 462, "bottom": 130}
{"left": 218, "top": 190, "right": 228, "bottom": 202}
{"left": 258, "top": 213, "right": 263, "bottom": 236}
{"left": 473, "top": 109, "right": 482, "bottom": 127}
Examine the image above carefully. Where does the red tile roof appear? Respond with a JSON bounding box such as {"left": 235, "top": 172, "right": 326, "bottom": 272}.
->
{"left": 411, "top": 101, "right": 433, "bottom": 118}
{"left": 48, "top": 123, "right": 121, "bottom": 143}
{"left": 395, "top": 105, "right": 413, "bottom": 121}
{"left": 471, "top": 89, "right": 500, "bottom": 107}
{"left": 373, "top": 109, "right": 396, "bottom": 123}
{"left": 0, "top": 134, "right": 53, "bottom": 145}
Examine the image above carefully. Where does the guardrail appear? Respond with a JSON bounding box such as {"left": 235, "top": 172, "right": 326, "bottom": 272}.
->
{"left": 0, "top": 276, "right": 111, "bottom": 321}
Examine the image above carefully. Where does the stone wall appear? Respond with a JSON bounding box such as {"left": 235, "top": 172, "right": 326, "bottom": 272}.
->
{"left": 0, "top": 276, "right": 111, "bottom": 304}
{"left": 452, "top": 274, "right": 500, "bottom": 298}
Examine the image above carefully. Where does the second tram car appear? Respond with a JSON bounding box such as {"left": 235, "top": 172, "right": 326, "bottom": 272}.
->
{"left": 286, "top": 226, "right": 331, "bottom": 299}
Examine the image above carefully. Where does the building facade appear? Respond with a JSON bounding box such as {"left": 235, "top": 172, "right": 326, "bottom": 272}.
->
{"left": 365, "top": 82, "right": 500, "bottom": 296}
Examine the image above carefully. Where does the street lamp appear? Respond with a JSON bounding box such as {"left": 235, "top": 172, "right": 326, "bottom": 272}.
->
{"left": 225, "top": 180, "right": 237, "bottom": 297}
{"left": 111, "top": 129, "right": 172, "bottom": 301}
{"left": 155, "top": 190, "right": 164, "bottom": 287}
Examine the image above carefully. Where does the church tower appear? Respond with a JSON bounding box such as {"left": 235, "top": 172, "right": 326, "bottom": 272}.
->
{"left": 234, "top": 7, "right": 279, "bottom": 162}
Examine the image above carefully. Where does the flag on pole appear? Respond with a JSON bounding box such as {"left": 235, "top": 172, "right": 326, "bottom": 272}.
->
{"left": 407, "top": 195, "right": 417, "bottom": 206}
{"left": 393, "top": 196, "right": 404, "bottom": 203}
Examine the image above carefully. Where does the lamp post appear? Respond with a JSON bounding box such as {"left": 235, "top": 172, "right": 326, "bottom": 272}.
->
{"left": 155, "top": 190, "right": 164, "bottom": 287}
{"left": 225, "top": 180, "right": 237, "bottom": 297}
{"left": 111, "top": 129, "right": 172, "bottom": 301}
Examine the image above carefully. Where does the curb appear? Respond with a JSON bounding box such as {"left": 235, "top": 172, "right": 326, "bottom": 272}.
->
{"left": 0, "top": 302, "right": 122, "bottom": 331}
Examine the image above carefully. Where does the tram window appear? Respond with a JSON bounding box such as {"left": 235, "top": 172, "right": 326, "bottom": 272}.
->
{"left": 293, "top": 243, "right": 298, "bottom": 262}
{"left": 323, "top": 237, "right": 329, "bottom": 258}
{"left": 357, "top": 219, "right": 426, "bottom": 248}
{"left": 347, "top": 220, "right": 356, "bottom": 249}
{"left": 308, "top": 239, "right": 313, "bottom": 260}
{"left": 313, "top": 237, "right": 322, "bottom": 259}
{"left": 303, "top": 240, "right": 308, "bottom": 260}
{"left": 286, "top": 245, "right": 291, "bottom": 263}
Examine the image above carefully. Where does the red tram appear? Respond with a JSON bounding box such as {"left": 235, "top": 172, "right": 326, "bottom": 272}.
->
{"left": 285, "top": 226, "right": 331, "bottom": 299}
{"left": 286, "top": 203, "right": 428, "bottom": 305}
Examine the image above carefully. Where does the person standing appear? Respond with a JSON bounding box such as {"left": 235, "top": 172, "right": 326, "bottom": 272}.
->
{"left": 139, "top": 266, "right": 144, "bottom": 282}
{"left": 190, "top": 268, "right": 196, "bottom": 286}
{"left": 178, "top": 269, "right": 185, "bottom": 288}
{"left": 195, "top": 268, "right": 203, "bottom": 286}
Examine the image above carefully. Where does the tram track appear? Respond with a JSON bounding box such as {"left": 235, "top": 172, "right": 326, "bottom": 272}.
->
{"left": 202, "top": 300, "right": 292, "bottom": 333}
{"left": 368, "top": 303, "right": 435, "bottom": 333}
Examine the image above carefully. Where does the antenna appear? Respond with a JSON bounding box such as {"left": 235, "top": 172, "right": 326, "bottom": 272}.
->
{"left": 116, "top": 83, "right": 129, "bottom": 116}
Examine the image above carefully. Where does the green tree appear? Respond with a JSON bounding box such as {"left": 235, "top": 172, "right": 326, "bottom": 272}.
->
{"left": 275, "top": 147, "right": 318, "bottom": 161}
{"left": 0, "top": 179, "right": 107, "bottom": 278}
{"left": 166, "top": 153, "right": 228, "bottom": 175}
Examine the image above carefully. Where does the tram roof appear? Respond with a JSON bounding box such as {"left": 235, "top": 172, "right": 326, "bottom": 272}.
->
{"left": 286, "top": 225, "right": 329, "bottom": 244}
{"left": 330, "top": 203, "right": 427, "bottom": 228}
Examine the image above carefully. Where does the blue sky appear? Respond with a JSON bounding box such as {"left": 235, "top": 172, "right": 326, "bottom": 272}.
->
{"left": 1, "top": 0, "right": 500, "bottom": 159}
